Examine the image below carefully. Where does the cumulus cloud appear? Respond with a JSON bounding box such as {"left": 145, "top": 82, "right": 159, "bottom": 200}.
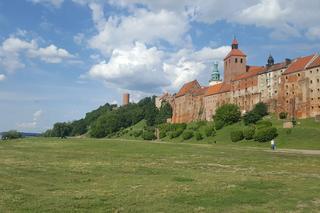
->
{"left": 88, "top": 42, "right": 229, "bottom": 92}
{"left": 0, "top": 36, "right": 74, "bottom": 72}
{"left": 17, "top": 109, "right": 43, "bottom": 130}
{"left": 88, "top": 5, "right": 190, "bottom": 55}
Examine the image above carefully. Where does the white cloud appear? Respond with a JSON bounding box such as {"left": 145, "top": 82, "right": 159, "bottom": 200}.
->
{"left": 17, "top": 109, "right": 43, "bottom": 130}
{"left": 0, "top": 74, "right": 6, "bottom": 81}
{"left": 28, "top": 44, "right": 73, "bottom": 63}
{"left": 88, "top": 42, "right": 169, "bottom": 92}
{"left": 0, "top": 36, "right": 74, "bottom": 72}
{"left": 88, "top": 42, "right": 229, "bottom": 92}
{"left": 30, "top": 0, "right": 64, "bottom": 7}
{"left": 306, "top": 26, "right": 320, "bottom": 40}
{"left": 88, "top": 7, "right": 190, "bottom": 55}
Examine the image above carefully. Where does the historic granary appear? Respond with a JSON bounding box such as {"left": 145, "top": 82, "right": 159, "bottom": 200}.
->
{"left": 156, "top": 38, "right": 320, "bottom": 123}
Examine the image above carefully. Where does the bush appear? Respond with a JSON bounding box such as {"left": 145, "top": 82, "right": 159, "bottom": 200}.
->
{"left": 204, "top": 126, "right": 215, "bottom": 137}
{"left": 159, "top": 131, "right": 166, "bottom": 139}
{"left": 230, "top": 130, "right": 244, "bottom": 142}
{"left": 254, "top": 127, "right": 278, "bottom": 142}
{"left": 256, "top": 120, "right": 272, "bottom": 129}
{"left": 188, "top": 121, "right": 206, "bottom": 131}
{"left": 279, "top": 112, "right": 288, "bottom": 119}
{"left": 1, "top": 130, "right": 23, "bottom": 140}
{"left": 142, "top": 130, "right": 156, "bottom": 140}
{"left": 168, "top": 129, "right": 184, "bottom": 139}
{"left": 253, "top": 102, "right": 268, "bottom": 117}
{"left": 133, "top": 130, "right": 143, "bottom": 137}
{"left": 195, "top": 132, "right": 203, "bottom": 141}
{"left": 182, "top": 131, "right": 194, "bottom": 140}
{"left": 214, "top": 119, "right": 225, "bottom": 130}
{"left": 243, "top": 126, "right": 255, "bottom": 140}
{"left": 243, "top": 111, "right": 262, "bottom": 125}
{"left": 214, "top": 104, "right": 241, "bottom": 126}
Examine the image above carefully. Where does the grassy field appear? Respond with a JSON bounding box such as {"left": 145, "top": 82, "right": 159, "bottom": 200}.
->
{"left": 0, "top": 138, "right": 320, "bottom": 212}
{"left": 118, "top": 117, "right": 320, "bottom": 150}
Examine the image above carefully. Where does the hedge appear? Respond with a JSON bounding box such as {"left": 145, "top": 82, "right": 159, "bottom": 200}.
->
{"left": 182, "top": 131, "right": 194, "bottom": 140}
{"left": 254, "top": 127, "right": 278, "bottom": 142}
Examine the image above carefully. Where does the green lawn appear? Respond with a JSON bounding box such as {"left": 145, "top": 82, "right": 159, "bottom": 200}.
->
{"left": 0, "top": 138, "right": 319, "bottom": 212}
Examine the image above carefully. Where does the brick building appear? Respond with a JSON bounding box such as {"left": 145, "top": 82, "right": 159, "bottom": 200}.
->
{"left": 162, "top": 38, "right": 320, "bottom": 123}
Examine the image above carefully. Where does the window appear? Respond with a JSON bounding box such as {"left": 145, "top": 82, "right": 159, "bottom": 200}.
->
{"left": 240, "top": 58, "right": 243, "bottom": 63}
{"left": 311, "top": 89, "right": 314, "bottom": 93}
{"left": 286, "top": 76, "right": 288, "bottom": 79}
{"left": 317, "top": 79, "right": 319, "bottom": 83}
{"left": 298, "top": 73, "right": 301, "bottom": 77}
{"left": 312, "top": 106, "right": 314, "bottom": 109}
{"left": 235, "top": 58, "right": 238, "bottom": 63}
{"left": 292, "top": 92, "right": 294, "bottom": 95}
{"left": 310, "top": 70, "right": 313, "bottom": 74}
{"left": 310, "top": 80, "right": 313, "bottom": 84}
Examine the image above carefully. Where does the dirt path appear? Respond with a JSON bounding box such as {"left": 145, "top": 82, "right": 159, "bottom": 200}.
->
{"left": 101, "top": 138, "right": 320, "bottom": 156}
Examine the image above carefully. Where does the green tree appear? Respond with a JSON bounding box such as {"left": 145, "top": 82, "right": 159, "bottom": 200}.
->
{"left": 243, "top": 111, "right": 262, "bottom": 125}
{"left": 253, "top": 102, "right": 268, "bottom": 117}
{"left": 214, "top": 104, "right": 241, "bottom": 126}
{"left": 1, "top": 130, "right": 23, "bottom": 140}
{"left": 156, "top": 101, "right": 172, "bottom": 124}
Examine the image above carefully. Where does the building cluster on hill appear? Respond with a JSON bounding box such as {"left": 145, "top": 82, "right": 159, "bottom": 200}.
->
{"left": 156, "top": 38, "right": 320, "bottom": 123}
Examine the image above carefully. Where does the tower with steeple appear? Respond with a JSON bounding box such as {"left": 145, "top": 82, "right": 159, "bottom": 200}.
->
{"left": 267, "top": 54, "right": 275, "bottom": 67}
{"left": 209, "top": 62, "right": 222, "bottom": 86}
{"left": 223, "top": 37, "right": 247, "bottom": 82}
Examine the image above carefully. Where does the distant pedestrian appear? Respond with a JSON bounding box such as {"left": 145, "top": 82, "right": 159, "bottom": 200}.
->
{"left": 271, "top": 139, "right": 276, "bottom": 150}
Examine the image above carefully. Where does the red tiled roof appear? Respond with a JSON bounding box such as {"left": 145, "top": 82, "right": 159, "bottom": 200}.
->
{"left": 175, "top": 80, "right": 201, "bottom": 97}
{"left": 204, "top": 83, "right": 223, "bottom": 96}
{"left": 224, "top": 49, "right": 246, "bottom": 59}
{"left": 233, "top": 66, "right": 264, "bottom": 81}
{"left": 204, "top": 83, "right": 231, "bottom": 96}
{"left": 307, "top": 55, "right": 320, "bottom": 69}
{"left": 283, "top": 54, "right": 315, "bottom": 75}
{"left": 193, "top": 86, "right": 208, "bottom": 96}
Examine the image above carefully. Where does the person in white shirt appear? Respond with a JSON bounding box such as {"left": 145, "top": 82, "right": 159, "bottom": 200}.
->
{"left": 271, "top": 139, "right": 276, "bottom": 150}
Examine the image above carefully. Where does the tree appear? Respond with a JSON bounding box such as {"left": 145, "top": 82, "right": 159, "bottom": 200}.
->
{"left": 71, "top": 119, "right": 87, "bottom": 136}
{"left": 52, "top": 122, "right": 72, "bottom": 138}
{"left": 214, "top": 104, "right": 241, "bottom": 126}
{"left": 253, "top": 102, "right": 268, "bottom": 117}
{"left": 243, "top": 111, "right": 262, "bottom": 125}
{"left": 1, "top": 130, "right": 23, "bottom": 140}
{"left": 155, "top": 101, "right": 172, "bottom": 124}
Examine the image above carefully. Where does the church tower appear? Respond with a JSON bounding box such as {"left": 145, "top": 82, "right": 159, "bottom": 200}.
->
{"left": 223, "top": 38, "right": 247, "bottom": 82}
{"left": 209, "top": 62, "right": 222, "bottom": 86}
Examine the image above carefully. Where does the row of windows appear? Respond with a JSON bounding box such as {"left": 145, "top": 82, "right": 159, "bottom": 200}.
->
{"left": 310, "top": 79, "right": 320, "bottom": 84}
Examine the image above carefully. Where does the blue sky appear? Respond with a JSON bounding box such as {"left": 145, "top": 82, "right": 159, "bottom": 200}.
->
{"left": 0, "top": 0, "right": 320, "bottom": 132}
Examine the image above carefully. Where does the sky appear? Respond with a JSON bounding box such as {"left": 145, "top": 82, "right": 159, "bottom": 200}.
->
{"left": 0, "top": 0, "right": 320, "bottom": 133}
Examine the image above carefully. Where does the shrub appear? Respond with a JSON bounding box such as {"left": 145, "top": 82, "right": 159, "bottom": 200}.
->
{"left": 1, "top": 130, "right": 23, "bottom": 140}
{"left": 214, "top": 104, "right": 241, "bottom": 126}
{"left": 142, "top": 130, "right": 156, "bottom": 140}
{"left": 133, "top": 130, "right": 143, "bottom": 137}
{"left": 159, "top": 131, "right": 166, "bottom": 139}
{"left": 243, "top": 126, "right": 255, "bottom": 140}
{"left": 243, "top": 111, "right": 262, "bottom": 125}
{"left": 204, "top": 126, "right": 215, "bottom": 137}
{"left": 168, "top": 129, "right": 184, "bottom": 139}
{"left": 182, "top": 131, "right": 194, "bottom": 140}
{"left": 214, "top": 119, "right": 225, "bottom": 130}
{"left": 279, "top": 112, "right": 288, "bottom": 119}
{"left": 253, "top": 102, "right": 268, "bottom": 117}
{"left": 254, "top": 127, "right": 278, "bottom": 142}
{"left": 230, "top": 130, "right": 244, "bottom": 142}
{"left": 188, "top": 121, "right": 206, "bottom": 131}
{"left": 195, "top": 132, "right": 203, "bottom": 141}
{"left": 256, "top": 120, "right": 272, "bottom": 129}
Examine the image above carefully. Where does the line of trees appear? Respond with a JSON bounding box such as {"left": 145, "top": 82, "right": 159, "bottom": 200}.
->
{"left": 43, "top": 96, "right": 172, "bottom": 139}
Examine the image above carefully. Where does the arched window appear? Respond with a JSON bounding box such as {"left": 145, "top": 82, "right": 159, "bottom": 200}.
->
{"left": 240, "top": 58, "right": 243, "bottom": 63}
{"left": 235, "top": 58, "right": 238, "bottom": 63}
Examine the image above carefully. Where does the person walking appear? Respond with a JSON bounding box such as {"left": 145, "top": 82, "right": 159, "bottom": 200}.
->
{"left": 271, "top": 139, "right": 276, "bottom": 150}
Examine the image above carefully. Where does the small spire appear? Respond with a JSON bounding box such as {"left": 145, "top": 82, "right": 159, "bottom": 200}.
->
{"left": 231, "top": 36, "right": 238, "bottom": 49}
